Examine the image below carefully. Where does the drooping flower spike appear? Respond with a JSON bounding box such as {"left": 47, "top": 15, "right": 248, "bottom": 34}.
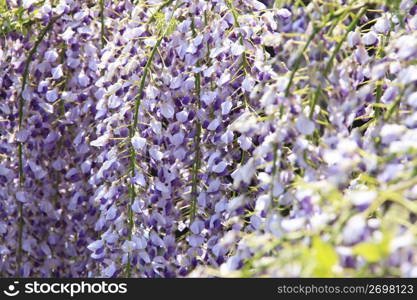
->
{"left": 1, "top": 0, "right": 417, "bottom": 278}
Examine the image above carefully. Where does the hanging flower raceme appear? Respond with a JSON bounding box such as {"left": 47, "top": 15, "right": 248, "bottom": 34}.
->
{"left": 2, "top": 0, "right": 417, "bottom": 278}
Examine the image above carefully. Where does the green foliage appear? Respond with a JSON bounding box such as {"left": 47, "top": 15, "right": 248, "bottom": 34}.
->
{"left": 155, "top": 11, "right": 178, "bottom": 36}
{"left": 0, "top": 5, "right": 33, "bottom": 35}
{"left": 275, "top": 0, "right": 308, "bottom": 9}
{"left": 311, "top": 236, "right": 339, "bottom": 277}
{"left": 353, "top": 232, "right": 391, "bottom": 263}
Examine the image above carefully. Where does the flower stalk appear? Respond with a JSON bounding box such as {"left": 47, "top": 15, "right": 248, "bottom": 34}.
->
{"left": 126, "top": 1, "right": 179, "bottom": 276}
{"left": 16, "top": 14, "right": 60, "bottom": 277}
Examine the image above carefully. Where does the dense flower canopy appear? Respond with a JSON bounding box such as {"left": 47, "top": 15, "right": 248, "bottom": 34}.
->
{"left": 1, "top": 0, "right": 417, "bottom": 277}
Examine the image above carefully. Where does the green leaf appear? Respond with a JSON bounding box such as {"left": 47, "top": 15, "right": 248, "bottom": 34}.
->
{"left": 154, "top": 11, "right": 177, "bottom": 37}
{"left": 353, "top": 233, "right": 391, "bottom": 263}
{"left": 154, "top": 11, "right": 166, "bottom": 33}
{"left": 312, "top": 236, "right": 338, "bottom": 277}
{"left": 353, "top": 243, "right": 382, "bottom": 263}
{"left": 165, "top": 17, "right": 177, "bottom": 36}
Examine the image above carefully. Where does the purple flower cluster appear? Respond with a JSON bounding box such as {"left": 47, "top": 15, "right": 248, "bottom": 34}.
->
{"left": 1, "top": 0, "right": 417, "bottom": 278}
